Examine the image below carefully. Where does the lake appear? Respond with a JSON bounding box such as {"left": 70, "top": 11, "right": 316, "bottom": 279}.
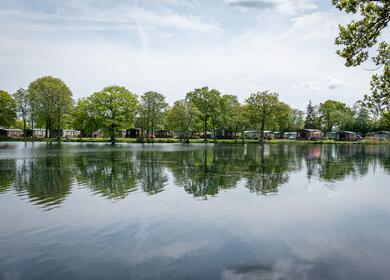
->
{"left": 1, "top": 142, "right": 390, "bottom": 280}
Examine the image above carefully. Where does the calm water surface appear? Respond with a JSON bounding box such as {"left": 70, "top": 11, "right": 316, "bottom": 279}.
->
{"left": 1, "top": 142, "right": 390, "bottom": 280}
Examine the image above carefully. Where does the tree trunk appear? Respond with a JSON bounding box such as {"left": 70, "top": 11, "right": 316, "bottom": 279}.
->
{"left": 110, "top": 125, "right": 115, "bottom": 144}
{"left": 204, "top": 119, "right": 207, "bottom": 142}
{"left": 45, "top": 121, "right": 48, "bottom": 139}
{"left": 57, "top": 119, "right": 61, "bottom": 142}
{"left": 260, "top": 118, "right": 265, "bottom": 144}
{"left": 23, "top": 119, "right": 26, "bottom": 141}
{"left": 31, "top": 116, "right": 34, "bottom": 142}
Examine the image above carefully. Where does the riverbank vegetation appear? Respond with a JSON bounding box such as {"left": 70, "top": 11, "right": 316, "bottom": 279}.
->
{"left": 0, "top": 80, "right": 389, "bottom": 143}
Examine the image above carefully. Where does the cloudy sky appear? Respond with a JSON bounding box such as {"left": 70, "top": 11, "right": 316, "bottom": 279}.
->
{"left": 0, "top": 0, "right": 386, "bottom": 109}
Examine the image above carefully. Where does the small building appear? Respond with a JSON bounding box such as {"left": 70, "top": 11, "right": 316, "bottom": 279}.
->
{"left": 326, "top": 132, "right": 336, "bottom": 140}
{"left": 212, "top": 128, "right": 235, "bottom": 139}
{"left": 297, "top": 129, "right": 322, "bottom": 140}
{"left": 172, "top": 130, "right": 193, "bottom": 139}
{"left": 118, "top": 129, "right": 126, "bottom": 138}
{"left": 126, "top": 128, "right": 142, "bottom": 138}
{"left": 155, "top": 129, "right": 172, "bottom": 138}
{"left": 92, "top": 130, "right": 104, "bottom": 138}
{"left": 365, "top": 131, "right": 390, "bottom": 141}
{"left": 0, "top": 128, "right": 24, "bottom": 138}
{"left": 335, "top": 131, "right": 358, "bottom": 141}
{"left": 243, "top": 130, "right": 274, "bottom": 140}
{"left": 274, "top": 132, "right": 284, "bottom": 139}
{"left": 26, "top": 128, "right": 46, "bottom": 138}
{"left": 283, "top": 132, "right": 297, "bottom": 140}
{"left": 50, "top": 129, "right": 81, "bottom": 138}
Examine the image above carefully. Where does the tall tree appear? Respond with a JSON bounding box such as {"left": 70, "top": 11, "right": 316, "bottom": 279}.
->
{"left": 288, "top": 109, "right": 305, "bottom": 132}
{"left": 165, "top": 99, "right": 196, "bottom": 142}
{"left": 245, "top": 91, "right": 280, "bottom": 142}
{"left": 89, "top": 86, "right": 137, "bottom": 143}
{"left": 379, "top": 110, "right": 390, "bottom": 130}
{"left": 305, "top": 101, "right": 319, "bottom": 129}
{"left": 0, "top": 90, "right": 16, "bottom": 128}
{"left": 72, "top": 98, "right": 98, "bottom": 138}
{"left": 186, "top": 87, "right": 220, "bottom": 142}
{"left": 13, "top": 88, "right": 30, "bottom": 139}
{"left": 231, "top": 104, "right": 250, "bottom": 143}
{"left": 319, "top": 100, "right": 353, "bottom": 132}
{"left": 333, "top": 0, "right": 389, "bottom": 114}
{"left": 352, "top": 101, "right": 373, "bottom": 135}
{"left": 274, "top": 102, "right": 292, "bottom": 132}
{"left": 139, "top": 91, "right": 168, "bottom": 142}
{"left": 28, "top": 76, "right": 73, "bottom": 138}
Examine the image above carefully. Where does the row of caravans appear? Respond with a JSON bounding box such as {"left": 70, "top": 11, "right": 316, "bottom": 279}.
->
{"left": 0, "top": 128, "right": 81, "bottom": 138}
{"left": 2, "top": 127, "right": 390, "bottom": 142}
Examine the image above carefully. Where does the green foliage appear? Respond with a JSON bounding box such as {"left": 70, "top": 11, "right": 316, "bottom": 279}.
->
{"left": 0, "top": 90, "right": 16, "bottom": 127}
{"left": 89, "top": 86, "right": 137, "bottom": 142}
{"left": 333, "top": 0, "right": 389, "bottom": 119}
{"left": 138, "top": 91, "right": 168, "bottom": 141}
{"left": 319, "top": 100, "right": 353, "bottom": 132}
{"left": 305, "top": 100, "right": 320, "bottom": 129}
{"left": 28, "top": 76, "right": 73, "bottom": 136}
{"left": 72, "top": 98, "right": 98, "bottom": 137}
{"left": 13, "top": 88, "right": 30, "bottom": 134}
{"left": 165, "top": 99, "right": 196, "bottom": 139}
{"left": 186, "top": 87, "right": 221, "bottom": 141}
{"left": 245, "top": 90, "right": 280, "bottom": 140}
{"left": 379, "top": 110, "right": 390, "bottom": 130}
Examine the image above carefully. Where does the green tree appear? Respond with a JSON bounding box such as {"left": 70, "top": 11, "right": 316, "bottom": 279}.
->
{"left": 219, "top": 95, "right": 239, "bottom": 130}
{"left": 333, "top": 0, "right": 389, "bottom": 113}
{"left": 0, "top": 90, "right": 16, "bottom": 128}
{"left": 288, "top": 109, "right": 305, "bottom": 131}
{"left": 274, "top": 102, "right": 292, "bottom": 131}
{"left": 245, "top": 90, "right": 280, "bottom": 142}
{"left": 89, "top": 86, "right": 137, "bottom": 142}
{"left": 72, "top": 98, "right": 98, "bottom": 138}
{"left": 28, "top": 76, "right": 73, "bottom": 138}
{"left": 139, "top": 91, "right": 168, "bottom": 142}
{"left": 352, "top": 101, "right": 373, "bottom": 134}
{"left": 379, "top": 110, "right": 390, "bottom": 130}
{"left": 224, "top": 100, "right": 250, "bottom": 143}
{"left": 304, "top": 100, "right": 319, "bottom": 129}
{"left": 165, "top": 99, "right": 196, "bottom": 142}
{"left": 13, "top": 88, "right": 30, "bottom": 139}
{"left": 319, "top": 100, "right": 353, "bottom": 132}
{"left": 186, "top": 87, "right": 221, "bottom": 142}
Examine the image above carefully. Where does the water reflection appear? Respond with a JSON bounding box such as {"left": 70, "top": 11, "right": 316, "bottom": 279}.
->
{"left": 0, "top": 143, "right": 390, "bottom": 208}
{"left": 0, "top": 159, "right": 15, "bottom": 193}
{"left": 75, "top": 149, "right": 138, "bottom": 199}
{"left": 13, "top": 145, "right": 73, "bottom": 209}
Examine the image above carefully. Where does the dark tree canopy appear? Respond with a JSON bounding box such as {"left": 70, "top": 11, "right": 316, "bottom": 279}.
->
{"left": 333, "top": 0, "right": 389, "bottom": 116}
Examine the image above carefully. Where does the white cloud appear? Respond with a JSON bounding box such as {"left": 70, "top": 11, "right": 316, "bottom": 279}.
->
{"left": 328, "top": 77, "right": 346, "bottom": 90}
{"left": 226, "top": 0, "right": 317, "bottom": 14}
{"left": 292, "top": 81, "right": 323, "bottom": 92}
{"left": 0, "top": 0, "right": 373, "bottom": 109}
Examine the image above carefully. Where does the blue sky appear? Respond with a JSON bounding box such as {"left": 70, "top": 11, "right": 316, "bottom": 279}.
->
{"left": 0, "top": 0, "right": 386, "bottom": 109}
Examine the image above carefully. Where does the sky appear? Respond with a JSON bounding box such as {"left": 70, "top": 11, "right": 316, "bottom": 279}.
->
{"left": 0, "top": 0, "right": 387, "bottom": 109}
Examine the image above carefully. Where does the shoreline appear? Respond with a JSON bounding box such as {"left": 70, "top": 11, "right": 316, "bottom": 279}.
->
{"left": 1, "top": 138, "right": 389, "bottom": 145}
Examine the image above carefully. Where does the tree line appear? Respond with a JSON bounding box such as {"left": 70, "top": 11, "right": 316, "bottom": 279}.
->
{"left": 0, "top": 75, "right": 389, "bottom": 142}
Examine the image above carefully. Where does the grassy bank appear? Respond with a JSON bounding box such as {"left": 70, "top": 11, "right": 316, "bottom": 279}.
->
{"left": 1, "top": 137, "right": 389, "bottom": 145}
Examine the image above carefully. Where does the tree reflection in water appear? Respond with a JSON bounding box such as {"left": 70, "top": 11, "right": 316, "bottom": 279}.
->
{"left": 0, "top": 159, "right": 16, "bottom": 193}
{"left": 13, "top": 144, "right": 72, "bottom": 209}
{"left": 75, "top": 147, "right": 138, "bottom": 199}
{"left": 1, "top": 143, "right": 390, "bottom": 209}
